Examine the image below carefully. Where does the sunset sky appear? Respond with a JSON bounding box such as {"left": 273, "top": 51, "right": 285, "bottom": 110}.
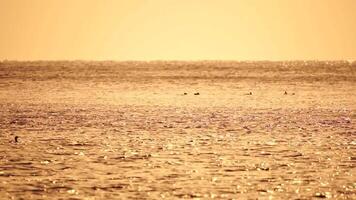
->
{"left": 1, "top": 0, "right": 356, "bottom": 61}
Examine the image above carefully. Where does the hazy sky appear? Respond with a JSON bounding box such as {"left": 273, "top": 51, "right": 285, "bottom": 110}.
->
{"left": 1, "top": 0, "right": 356, "bottom": 61}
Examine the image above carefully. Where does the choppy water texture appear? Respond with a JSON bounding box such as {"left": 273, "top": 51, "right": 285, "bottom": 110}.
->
{"left": 0, "top": 61, "right": 355, "bottom": 199}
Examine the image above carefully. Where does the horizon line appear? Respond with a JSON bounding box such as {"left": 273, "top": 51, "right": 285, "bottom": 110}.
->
{"left": 1, "top": 59, "right": 355, "bottom": 63}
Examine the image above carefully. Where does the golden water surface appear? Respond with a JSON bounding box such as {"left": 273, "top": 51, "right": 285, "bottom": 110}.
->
{"left": 0, "top": 61, "right": 355, "bottom": 199}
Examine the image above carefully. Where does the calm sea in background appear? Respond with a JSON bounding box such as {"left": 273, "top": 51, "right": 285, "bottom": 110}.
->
{"left": 0, "top": 61, "right": 355, "bottom": 199}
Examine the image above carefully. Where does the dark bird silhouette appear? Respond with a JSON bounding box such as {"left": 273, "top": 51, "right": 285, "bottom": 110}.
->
{"left": 14, "top": 136, "right": 19, "bottom": 143}
{"left": 183, "top": 92, "right": 187, "bottom": 95}
{"left": 284, "top": 91, "right": 288, "bottom": 95}
{"left": 194, "top": 92, "right": 200, "bottom": 95}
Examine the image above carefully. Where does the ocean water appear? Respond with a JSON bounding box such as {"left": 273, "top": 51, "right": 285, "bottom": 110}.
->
{"left": 0, "top": 61, "right": 355, "bottom": 199}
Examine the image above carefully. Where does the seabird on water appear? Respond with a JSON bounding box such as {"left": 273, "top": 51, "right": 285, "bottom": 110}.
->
{"left": 14, "top": 136, "right": 19, "bottom": 143}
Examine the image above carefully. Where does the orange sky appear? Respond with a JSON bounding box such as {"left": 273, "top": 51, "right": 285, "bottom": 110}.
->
{"left": 1, "top": 0, "right": 356, "bottom": 61}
